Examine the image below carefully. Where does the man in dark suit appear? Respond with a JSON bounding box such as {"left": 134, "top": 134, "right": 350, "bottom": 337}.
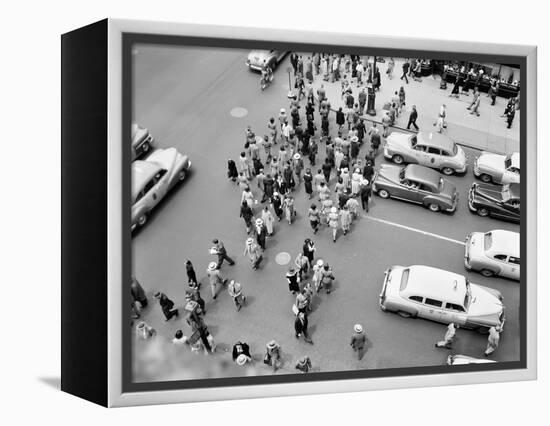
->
{"left": 294, "top": 312, "right": 313, "bottom": 344}
{"left": 154, "top": 291, "right": 179, "bottom": 321}
{"left": 401, "top": 60, "right": 410, "bottom": 84}
{"left": 407, "top": 105, "right": 419, "bottom": 130}
{"left": 290, "top": 53, "right": 298, "bottom": 75}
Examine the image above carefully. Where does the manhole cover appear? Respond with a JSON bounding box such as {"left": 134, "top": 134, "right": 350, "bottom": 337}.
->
{"left": 230, "top": 107, "right": 248, "bottom": 118}
{"left": 275, "top": 252, "right": 291, "bottom": 265}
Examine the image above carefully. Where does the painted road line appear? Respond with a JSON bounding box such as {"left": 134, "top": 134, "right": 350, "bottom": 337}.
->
{"left": 363, "top": 215, "right": 466, "bottom": 246}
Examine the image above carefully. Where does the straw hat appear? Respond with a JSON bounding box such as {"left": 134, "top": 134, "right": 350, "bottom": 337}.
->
{"left": 316, "top": 259, "right": 324, "bottom": 267}
{"left": 267, "top": 340, "right": 278, "bottom": 349}
{"left": 293, "top": 153, "right": 301, "bottom": 160}
{"left": 246, "top": 237, "right": 254, "bottom": 245}
{"left": 354, "top": 324, "right": 363, "bottom": 333}
{"left": 280, "top": 108, "right": 286, "bottom": 113}
{"left": 208, "top": 262, "right": 217, "bottom": 271}
{"left": 236, "top": 354, "right": 248, "bottom": 366}
{"left": 255, "top": 218, "right": 263, "bottom": 225}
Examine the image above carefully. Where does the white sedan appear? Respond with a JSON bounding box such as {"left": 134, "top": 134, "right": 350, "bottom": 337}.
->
{"left": 473, "top": 151, "right": 519, "bottom": 184}
{"left": 464, "top": 230, "right": 520, "bottom": 280}
{"left": 132, "top": 148, "right": 191, "bottom": 230}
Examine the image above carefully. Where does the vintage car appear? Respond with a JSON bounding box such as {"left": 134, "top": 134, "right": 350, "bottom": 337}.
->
{"left": 383, "top": 131, "right": 467, "bottom": 175}
{"left": 379, "top": 265, "right": 505, "bottom": 332}
{"left": 132, "top": 148, "right": 191, "bottom": 230}
{"left": 465, "top": 230, "right": 520, "bottom": 280}
{"left": 372, "top": 164, "right": 458, "bottom": 213}
{"left": 246, "top": 50, "right": 288, "bottom": 71}
{"left": 473, "top": 151, "right": 520, "bottom": 184}
{"left": 468, "top": 182, "right": 520, "bottom": 223}
{"left": 131, "top": 123, "right": 154, "bottom": 160}
{"left": 446, "top": 354, "right": 496, "bottom": 365}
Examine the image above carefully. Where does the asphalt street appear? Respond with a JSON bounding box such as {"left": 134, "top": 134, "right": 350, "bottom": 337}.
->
{"left": 132, "top": 45, "right": 520, "bottom": 380}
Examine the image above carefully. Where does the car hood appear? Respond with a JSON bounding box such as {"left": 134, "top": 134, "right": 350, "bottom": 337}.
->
{"left": 477, "top": 152, "right": 505, "bottom": 172}
{"left": 147, "top": 148, "right": 180, "bottom": 172}
{"left": 386, "top": 132, "right": 410, "bottom": 150}
{"left": 375, "top": 164, "right": 401, "bottom": 184}
{"left": 131, "top": 124, "right": 149, "bottom": 146}
{"left": 468, "top": 283, "right": 504, "bottom": 322}
{"left": 472, "top": 183, "right": 503, "bottom": 202}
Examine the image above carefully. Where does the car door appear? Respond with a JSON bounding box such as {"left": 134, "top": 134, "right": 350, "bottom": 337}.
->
{"left": 440, "top": 303, "right": 467, "bottom": 325}
{"left": 495, "top": 255, "right": 519, "bottom": 280}
{"left": 506, "top": 256, "right": 520, "bottom": 280}
{"left": 425, "top": 146, "right": 442, "bottom": 169}
{"left": 419, "top": 298, "right": 444, "bottom": 322}
{"left": 412, "top": 144, "right": 429, "bottom": 165}
{"left": 501, "top": 198, "right": 520, "bottom": 221}
{"left": 401, "top": 179, "right": 424, "bottom": 204}
{"left": 149, "top": 169, "right": 169, "bottom": 208}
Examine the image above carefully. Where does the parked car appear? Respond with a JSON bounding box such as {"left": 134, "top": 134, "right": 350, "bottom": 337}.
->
{"left": 465, "top": 230, "right": 520, "bottom": 280}
{"left": 131, "top": 123, "right": 154, "bottom": 160}
{"left": 246, "top": 50, "right": 287, "bottom": 71}
{"left": 468, "top": 182, "right": 520, "bottom": 223}
{"left": 379, "top": 265, "right": 505, "bottom": 332}
{"left": 474, "top": 151, "right": 520, "bottom": 184}
{"left": 383, "top": 131, "right": 467, "bottom": 175}
{"left": 132, "top": 148, "right": 191, "bottom": 230}
{"left": 372, "top": 164, "right": 458, "bottom": 213}
{"left": 447, "top": 354, "right": 496, "bottom": 365}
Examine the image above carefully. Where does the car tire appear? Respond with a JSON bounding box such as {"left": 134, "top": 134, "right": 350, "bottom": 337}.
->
{"left": 178, "top": 170, "right": 187, "bottom": 181}
{"left": 142, "top": 142, "right": 150, "bottom": 154}
{"left": 380, "top": 305, "right": 387, "bottom": 312}
{"left": 378, "top": 189, "right": 390, "bottom": 199}
{"left": 392, "top": 155, "right": 404, "bottom": 165}
{"left": 441, "top": 167, "right": 455, "bottom": 176}
{"left": 428, "top": 203, "right": 440, "bottom": 212}
{"left": 480, "top": 173, "right": 492, "bottom": 183}
{"left": 137, "top": 213, "right": 148, "bottom": 228}
{"left": 397, "top": 310, "right": 413, "bottom": 318}
{"left": 476, "top": 326, "right": 490, "bottom": 334}
{"left": 480, "top": 269, "right": 495, "bottom": 277}
{"left": 477, "top": 207, "right": 490, "bottom": 217}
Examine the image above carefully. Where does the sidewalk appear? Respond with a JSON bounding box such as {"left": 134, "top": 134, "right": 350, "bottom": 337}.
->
{"left": 306, "top": 58, "right": 519, "bottom": 154}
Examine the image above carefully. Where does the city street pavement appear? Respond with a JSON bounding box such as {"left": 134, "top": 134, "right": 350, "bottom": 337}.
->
{"left": 305, "top": 56, "right": 519, "bottom": 154}
{"left": 131, "top": 45, "right": 520, "bottom": 380}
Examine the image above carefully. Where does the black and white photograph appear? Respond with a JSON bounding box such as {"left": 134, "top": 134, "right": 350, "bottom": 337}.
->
{"left": 128, "top": 43, "right": 523, "bottom": 383}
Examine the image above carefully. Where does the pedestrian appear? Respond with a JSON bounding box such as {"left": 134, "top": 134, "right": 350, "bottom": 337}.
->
{"left": 227, "top": 280, "right": 246, "bottom": 311}
{"left": 391, "top": 91, "right": 400, "bottom": 116}
{"left": 238, "top": 151, "right": 252, "bottom": 180}
{"left": 398, "top": 86, "right": 406, "bottom": 113}
{"left": 239, "top": 200, "right": 254, "bottom": 234}
{"left": 303, "top": 168, "right": 314, "bottom": 199}
{"left": 290, "top": 52, "right": 298, "bottom": 75}
{"left": 172, "top": 330, "right": 189, "bottom": 347}
{"left": 311, "top": 259, "right": 324, "bottom": 292}
{"left": 278, "top": 108, "right": 288, "bottom": 132}
{"left": 319, "top": 263, "right": 335, "bottom": 294}
{"left": 340, "top": 205, "right": 352, "bottom": 236}
{"left": 183, "top": 291, "right": 204, "bottom": 324}
{"left": 271, "top": 191, "right": 284, "bottom": 221}
{"left": 490, "top": 81, "right": 499, "bottom": 106}
{"left": 283, "top": 194, "right": 295, "bottom": 225}
{"left": 295, "top": 312, "right": 314, "bottom": 344}
{"left": 362, "top": 159, "right": 374, "bottom": 181}
{"left": 295, "top": 252, "right": 310, "bottom": 280}
{"left": 153, "top": 291, "right": 179, "bottom": 321}
{"left": 136, "top": 321, "right": 156, "bottom": 340}
{"left": 317, "top": 83, "right": 326, "bottom": 108}
{"left": 186, "top": 285, "right": 205, "bottom": 314}
{"left": 210, "top": 238, "right": 235, "bottom": 268}
{"left": 336, "top": 107, "right": 345, "bottom": 132}
{"left": 253, "top": 217, "right": 268, "bottom": 250}
{"left": 360, "top": 178, "right": 371, "bottom": 212}
{"left": 351, "top": 167, "right": 362, "bottom": 196}
{"left": 467, "top": 90, "right": 481, "bottom": 116}
{"left": 295, "top": 288, "right": 309, "bottom": 314}
{"left": 450, "top": 75, "right": 462, "bottom": 98}
{"left": 401, "top": 60, "right": 410, "bottom": 84}
{"left": 484, "top": 326, "right": 501, "bottom": 356}
{"left": 206, "top": 262, "right": 226, "bottom": 299}
{"left": 506, "top": 107, "right": 515, "bottom": 129}
{"left": 261, "top": 205, "right": 275, "bottom": 236}
{"left": 268, "top": 117, "right": 278, "bottom": 146}
{"left": 264, "top": 340, "right": 282, "bottom": 371}
{"left": 318, "top": 181, "right": 331, "bottom": 203}
{"left": 131, "top": 276, "right": 148, "bottom": 312}
{"left": 263, "top": 173, "right": 275, "bottom": 200}
{"left": 286, "top": 267, "right": 301, "bottom": 294}
{"left": 227, "top": 158, "right": 238, "bottom": 182}
{"left": 293, "top": 153, "right": 304, "bottom": 184}
{"left": 295, "top": 355, "right": 312, "bottom": 373}
{"left": 435, "top": 323, "right": 458, "bottom": 349}
{"left": 434, "top": 104, "right": 447, "bottom": 133}
{"left": 387, "top": 57, "right": 395, "bottom": 79}
{"left": 243, "top": 237, "right": 263, "bottom": 270}
{"left": 237, "top": 171, "right": 248, "bottom": 190}
{"left": 407, "top": 105, "right": 419, "bottom": 130}
{"left": 373, "top": 66, "right": 381, "bottom": 91}
{"left": 381, "top": 111, "right": 391, "bottom": 138}
{"left": 346, "top": 196, "right": 360, "bottom": 220}
{"left": 350, "top": 324, "right": 367, "bottom": 360}
{"left": 187, "top": 314, "right": 215, "bottom": 354}
{"left": 232, "top": 341, "right": 252, "bottom": 363}
{"left": 328, "top": 206, "right": 340, "bottom": 243}
{"left": 341, "top": 168, "right": 351, "bottom": 190}
{"left": 305, "top": 203, "right": 320, "bottom": 234}
{"left": 303, "top": 238, "right": 316, "bottom": 266}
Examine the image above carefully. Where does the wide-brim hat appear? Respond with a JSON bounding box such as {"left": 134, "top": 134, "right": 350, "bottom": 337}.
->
{"left": 343, "top": 168, "right": 349, "bottom": 173}
{"left": 293, "top": 153, "right": 301, "bottom": 160}
{"left": 362, "top": 179, "right": 369, "bottom": 185}
{"left": 246, "top": 237, "right": 254, "bottom": 244}
{"left": 354, "top": 324, "right": 363, "bottom": 333}
{"left": 316, "top": 259, "right": 324, "bottom": 267}
{"left": 298, "top": 356, "right": 308, "bottom": 364}
{"left": 280, "top": 108, "right": 286, "bottom": 113}
{"left": 208, "top": 262, "right": 217, "bottom": 271}
{"left": 267, "top": 340, "right": 277, "bottom": 349}
{"left": 351, "top": 136, "right": 359, "bottom": 142}
{"left": 255, "top": 218, "right": 263, "bottom": 225}
{"left": 236, "top": 354, "right": 248, "bottom": 366}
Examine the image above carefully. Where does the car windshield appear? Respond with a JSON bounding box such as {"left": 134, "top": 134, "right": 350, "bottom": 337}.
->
{"left": 410, "top": 135, "right": 417, "bottom": 147}
{"left": 504, "top": 156, "right": 512, "bottom": 169}
{"left": 399, "top": 268, "right": 410, "bottom": 291}
{"left": 484, "top": 232, "right": 493, "bottom": 250}
{"left": 452, "top": 143, "right": 458, "bottom": 155}
{"left": 463, "top": 281, "right": 471, "bottom": 309}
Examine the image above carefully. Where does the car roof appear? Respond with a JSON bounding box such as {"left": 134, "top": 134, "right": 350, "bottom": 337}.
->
{"left": 487, "top": 230, "right": 520, "bottom": 257}
{"left": 404, "top": 164, "right": 441, "bottom": 188}
{"left": 417, "top": 131, "right": 455, "bottom": 151}
{"left": 401, "top": 265, "right": 466, "bottom": 306}
{"left": 132, "top": 161, "right": 161, "bottom": 200}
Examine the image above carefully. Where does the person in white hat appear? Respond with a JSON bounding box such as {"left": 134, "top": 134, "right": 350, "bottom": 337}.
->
{"left": 312, "top": 259, "right": 324, "bottom": 292}
{"left": 293, "top": 153, "right": 304, "bottom": 184}
{"left": 232, "top": 341, "right": 252, "bottom": 363}
{"left": 265, "top": 340, "right": 282, "bottom": 371}
{"left": 350, "top": 324, "right": 367, "bottom": 360}
{"left": 261, "top": 205, "right": 275, "bottom": 237}
{"left": 278, "top": 108, "right": 287, "bottom": 131}
{"left": 295, "top": 355, "right": 312, "bottom": 373}
{"left": 135, "top": 321, "right": 156, "bottom": 340}
{"left": 243, "top": 237, "right": 263, "bottom": 270}
{"left": 435, "top": 323, "right": 458, "bottom": 349}
{"left": 267, "top": 117, "right": 278, "bottom": 146}
{"left": 254, "top": 217, "right": 267, "bottom": 250}
{"left": 328, "top": 206, "right": 340, "bottom": 243}
{"left": 206, "top": 262, "right": 226, "bottom": 300}
{"left": 228, "top": 280, "right": 246, "bottom": 311}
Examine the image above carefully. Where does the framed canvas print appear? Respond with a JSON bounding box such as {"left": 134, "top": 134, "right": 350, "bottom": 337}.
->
{"left": 61, "top": 19, "right": 537, "bottom": 407}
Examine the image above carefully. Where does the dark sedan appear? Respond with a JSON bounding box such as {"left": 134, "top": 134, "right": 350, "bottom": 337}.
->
{"left": 468, "top": 182, "right": 520, "bottom": 223}
{"left": 372, "top": 164, "right": 458, "bottom": 213}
